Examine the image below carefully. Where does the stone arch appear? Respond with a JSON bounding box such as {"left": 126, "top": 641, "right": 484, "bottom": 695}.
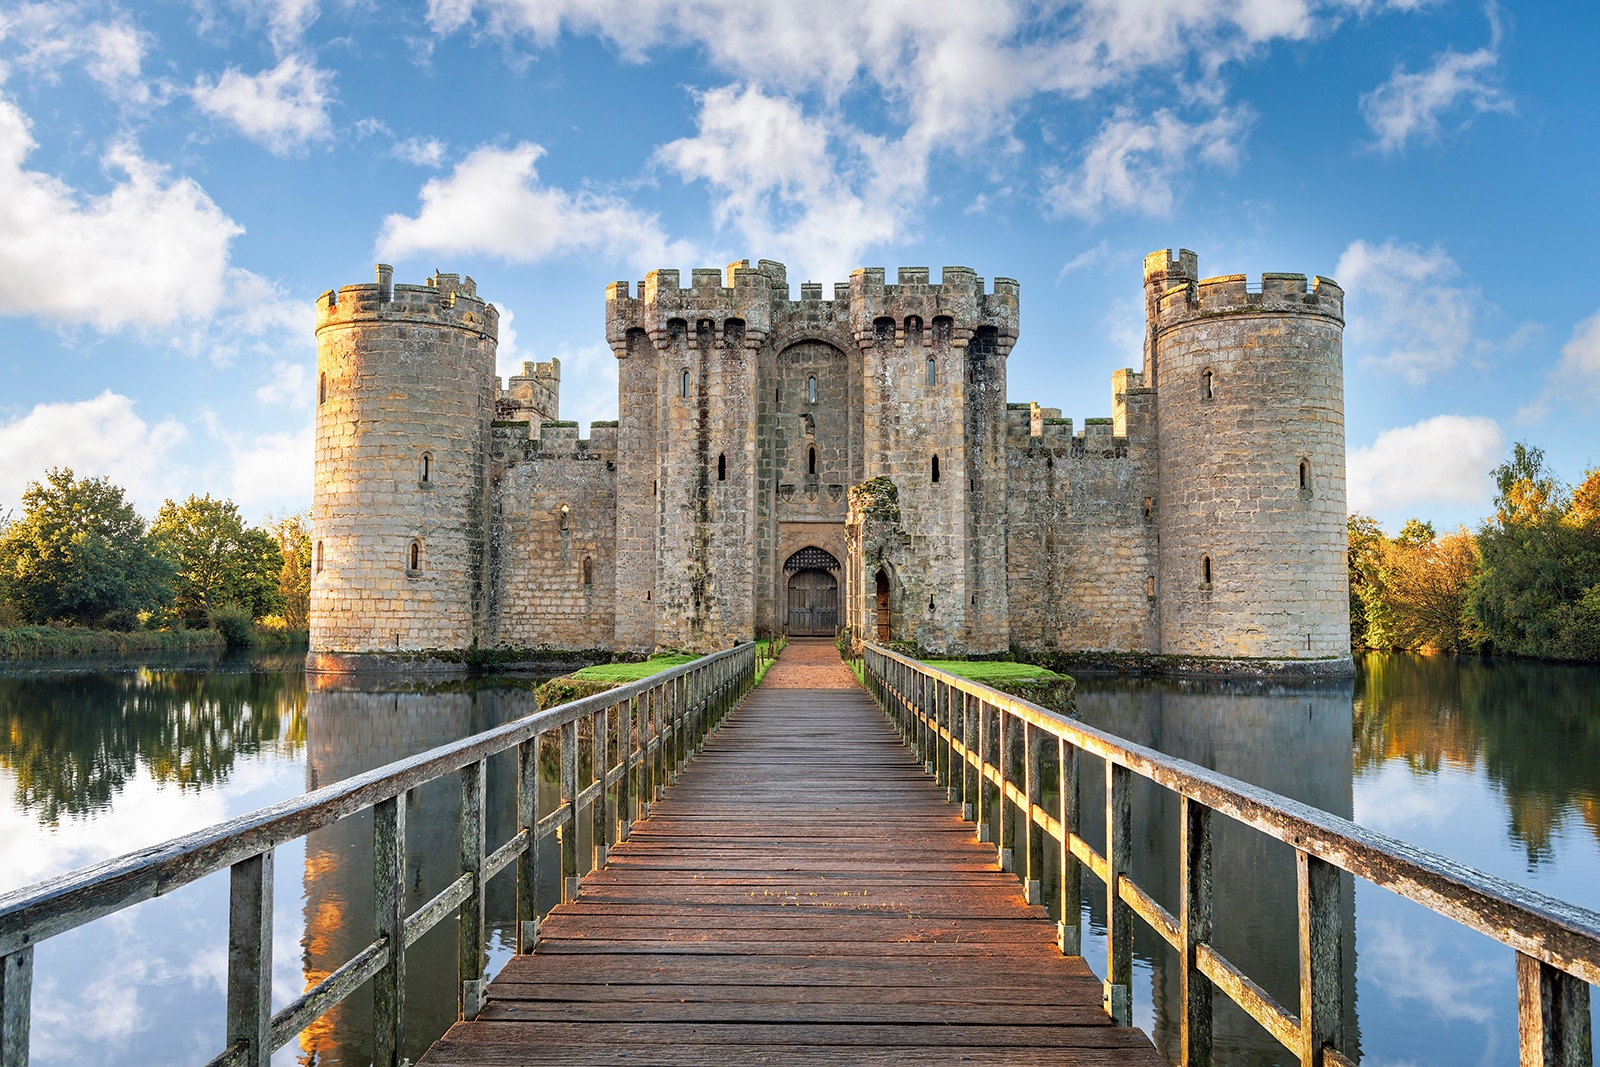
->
{"left": 783, "top": 547, "right": 841, "bottom": 636}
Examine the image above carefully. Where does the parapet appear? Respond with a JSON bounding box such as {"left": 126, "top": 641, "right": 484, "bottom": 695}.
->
{"left": 317, "top": 264, "right": 498, "bottom": 340}
{"left": 1150, "top": 250, "right": 1343, "bottom": 329}
{"left": 606, "top": 259, "right": 779, "bottom": 353}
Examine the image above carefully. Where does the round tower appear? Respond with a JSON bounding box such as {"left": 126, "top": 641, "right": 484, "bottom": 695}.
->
{"left": 309, "top": 265, "right": 498, "bottom": 669}
{"left": 1147, "top": 250, "right": 1350, "bottom": 670}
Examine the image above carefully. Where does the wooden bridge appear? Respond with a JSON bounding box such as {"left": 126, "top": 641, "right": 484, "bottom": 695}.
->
{"left": 0, "top": 637, "right": 1596, "bottom": 1067}
{"left": 421, "top": 640, "right": 1160, "bottom": 1065}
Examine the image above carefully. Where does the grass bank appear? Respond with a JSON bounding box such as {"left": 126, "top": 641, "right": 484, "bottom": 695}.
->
{"left": 917, "top": 658, "right": 1077, "bottom": 715}
{"left": 535, "top": 639, "right": 783, "bottom": 707}
{"left": 0, "top": 625, "right": 226, "bottom": 661}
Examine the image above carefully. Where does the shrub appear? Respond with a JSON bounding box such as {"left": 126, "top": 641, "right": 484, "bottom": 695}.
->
{"left": 208, "top": 602, "right": 255, "bottom": 647}
{"left": 97, "top": 609, "right": 139, "bottom": 632}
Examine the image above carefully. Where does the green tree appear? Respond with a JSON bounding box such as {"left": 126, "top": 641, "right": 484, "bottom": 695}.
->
{"left": 1347, "top": 513, "right": 1385, "bottom": 649}
{"left": 150, "top": 495, "right": 282, "bottom": 625}
{"left": 0, "top": 468, "right": 170, "bottom": 624}
{"left": 268, "top": 511, "right": 312, "bottom": 630}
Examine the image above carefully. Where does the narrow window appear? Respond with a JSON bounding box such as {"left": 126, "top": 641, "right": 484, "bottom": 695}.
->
{"left": 681, "top": 369, "right": 690, "bottom": 398}
{"left": 1201, "top": 369, "right": 1213, "bottom": 400}
{"left": 931, "top": 455, "right": 941, "bottom": 484}
{"left": 807, "top": 375, "right": 817, "bottom": 403}
{"left": 559, "top": 504, "right": 570, "bottom": 531}
{"left": 1299, "top": 459, "right": 1310, "bottom": 492}
{"left": 926, "top": 357, "right": 936, "bottom": 386}
{"left": 1143, "top": 497, "right": 1152, "bottom": 519}
{"left": 409, "top": 541, "right": 421, "bottom": 571}
{"left": 1147, "top": 576, "right": 1156, "bottom": 597}
{"left": 807, "top": 447, "right": 817, "bottom": 475}
{"left": 421, "top": 452, "right": 432, "bottom": 482}
{"left": 582, "top": 557, "right": 593, "bottom": 586}
{"left": 652, "top": 480, "right": 658, "bottom": 496}
{"left": 315, "top": 541, "right": 324, "bottom": 573}
{"left": 318, "top": 371, "right": 327, "bottom": 405}
{"left": 717, "top": 453, "right": 727, "bottom": 481}
{"left": 1202, "top": 555, "right": 1212, "bottom": 584}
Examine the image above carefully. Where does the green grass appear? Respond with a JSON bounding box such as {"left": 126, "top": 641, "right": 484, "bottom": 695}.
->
{"left": 920, "top": 659, "right": 1064, "bottom": 684}
{"left": 570, "top": 653, "right": 698, "bottom": 683}
{"left": 0, "top": 626, "right": 226, "bottom": 660}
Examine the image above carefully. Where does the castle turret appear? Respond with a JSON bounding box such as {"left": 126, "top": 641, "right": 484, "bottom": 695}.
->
{"left": 309, "top": 266, "right": 498, "bottom": 668}
{"left": 1147, "top": 250, "right": 1350, "bottom": 666}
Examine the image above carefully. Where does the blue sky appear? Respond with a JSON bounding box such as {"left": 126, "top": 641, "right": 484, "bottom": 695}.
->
{"left": 0, "top": 0, "right": 1593, "bottom": 534}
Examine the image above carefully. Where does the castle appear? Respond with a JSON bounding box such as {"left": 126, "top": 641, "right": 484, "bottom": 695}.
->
{"left": 308, "top": 251, "right": 1351, "bottom": 674}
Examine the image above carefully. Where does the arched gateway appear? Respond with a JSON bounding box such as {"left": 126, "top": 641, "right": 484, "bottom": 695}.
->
{"left": 784, "top": 547, "right": 841, "bottom": 636}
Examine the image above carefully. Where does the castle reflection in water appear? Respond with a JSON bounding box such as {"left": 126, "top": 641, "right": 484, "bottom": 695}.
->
{"left": 297, "top": 682, "right": 539, "bottom": 1066}
{"left": 1069, "top": 676, "right": 1360, "bottom": 1065}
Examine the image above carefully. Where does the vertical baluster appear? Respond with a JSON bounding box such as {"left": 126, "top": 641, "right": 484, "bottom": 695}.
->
{"left": 1180, "top": 797, "right": 1213, "bottom": 1066}
{"left": 618, "top": 697, "right": 634, "bottom": 840}
{"left": 1296, "top": 850, "right": 1346, "bottom": 1067}
{"left": 592, "top": 707, "right": 609, "bottom": 870}
{"left": 1058, "top": 737, "right": 1081, "bottom": 956}
{"left": 459, "top": 759, "right": 486, "bottom": 1019}
{"left": 226, "top": 852, "right": 273, "bottom": 1067}
{"left": 561, "top": 720, "right": 579, "bottom": 903}
{"left": 1105, "top": 762, "right": 1132, "bottom": 1026}
{"left": 961, "top": 693, "right": 976, "bottom": 821}
{"left": 974, "top": 700, "right": 990, "bottom": 842}
{"left": 1023, "top": 722, "right": 1042, "bottom": 905}
{"left": 997, "top": 708, "right": 1013, "bottom": 872}
{"left": 937, "top": 681, "right": 951, "bottom": 794}
{"left": 0, "top": 947, "right": 31, "bottom": 1067}
{"left": 646, "top": 685, "right": 660, "bottom": 807}
{"left": 1517, "top": 953, "right": 1592, "bottom": 1067}
{"left": 373, "top": 793, "right": 407, "bottom": 1065}
{"left": 516, "top": 735, "right": 541, "bottom": 952}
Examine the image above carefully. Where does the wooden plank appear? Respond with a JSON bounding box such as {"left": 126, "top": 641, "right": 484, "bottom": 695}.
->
{"left": 419, "top": 640, "right": 1161, "bottom": 1067}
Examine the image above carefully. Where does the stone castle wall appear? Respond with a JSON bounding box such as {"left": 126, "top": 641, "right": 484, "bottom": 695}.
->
{"left": 310, "top": 250, "right": 1350, "bottom": 674}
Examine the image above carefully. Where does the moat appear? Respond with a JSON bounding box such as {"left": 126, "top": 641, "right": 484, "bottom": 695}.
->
{"left": 0, "top": 652, "right": 1595, "bottom": 1065}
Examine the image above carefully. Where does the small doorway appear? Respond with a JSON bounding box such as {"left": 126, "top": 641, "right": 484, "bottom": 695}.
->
{"left": 786, "top": 569, "right": 839, "bottom": 635}
{"left": 875, "top": 570, "right": 891, "bottom": 642}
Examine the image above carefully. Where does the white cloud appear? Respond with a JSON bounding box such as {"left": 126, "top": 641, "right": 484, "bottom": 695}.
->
{"left": 0, "top": 8, "right": 155, "bottom": 104}
{"left": 1554, "top": 311, "right": 1600, "bottom": 406}
{"left": 82, "top": 19, "right": 151, "bottom": 103}
{"left": 392, "top": 135, "right": 446, "bottom": 167}
{"left": 0, "top": 94, "right": 240, "bottom": 330}
{"left": 220, "top": 422, "right": 313, "bottom": 513}
{"left": 1347, "top": 415, "right": 1503, "bottom": 515}
{"left": 656, "top": 84, "right": 902, "bottom": 282}
{"left": 1361, "top": 39, "right": 1510, "bottom": 153}
{"left": 377, "top": 142, "right": 691, "bottom": 270}
{"left": 1336, "top": 239, "right": 1480, "bottom": 383}
{"left": 0, "top": 391, "right": 188, "bottom": 514}
{"left": 191, "top": 54, "right": 334, "bottom": 155}
{"left": 255, "top": 360, "right": 313, "bottom": 406}
{"left": 1044, "top": 107, "right": 1253, "bottom": 221}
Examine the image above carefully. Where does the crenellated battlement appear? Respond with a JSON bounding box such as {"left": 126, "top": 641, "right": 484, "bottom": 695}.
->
{"left": 316, "top": 264, "right": 498, "bottom": 339}
{"left": 1149, "top": 251, "right": 1343, "bottom": 329}
{"left": 606, "top": 260, "right": 1020, "bottom": 356}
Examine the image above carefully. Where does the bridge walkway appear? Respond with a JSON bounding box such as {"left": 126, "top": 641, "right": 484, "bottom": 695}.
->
{"left": 419, "top": 639, "right": 1162, "bottom": 1065}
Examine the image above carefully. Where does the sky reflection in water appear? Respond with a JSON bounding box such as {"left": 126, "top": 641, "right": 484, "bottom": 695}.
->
{"left": 0, "top": 653, "right": 1596, "bottom": 1065}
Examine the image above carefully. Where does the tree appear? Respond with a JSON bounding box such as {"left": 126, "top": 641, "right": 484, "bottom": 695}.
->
{"left": 1382, "top": 527, "right": 1481, "bottom": 652}
{"left": 268, "top": 511, "right": 312, "bottom": 630}
{"left": 1347, "top": 514, "right": 1385, "bottom": 649}
{"left": 150, "top": 495, "right": 282, "bottom": 625}
{"left": 0, "top": 468, "right": 170, "bottom": 624}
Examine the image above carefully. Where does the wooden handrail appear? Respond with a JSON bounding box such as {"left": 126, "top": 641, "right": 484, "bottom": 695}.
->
{"left": 0, "top": 643, "right": 758, "bottom": 1067}
{"left": 862, "top": 642, "right": 1597, "bottom": 1067}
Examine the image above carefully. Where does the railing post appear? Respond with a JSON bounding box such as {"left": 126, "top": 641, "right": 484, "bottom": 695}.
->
{"left": 373, "top": 793, "right": 407, "bottom": 1066}
{"left": 226, "top": 852, "right": 273, "bottom": 1067}
{"left": 964, "top": 694, "right": 979, "bottom": 825}
{"left": 592, "top": 707, "right": 609, "bottom": 870}
{"left": 1058, "top": 737, "right": 1081, "bottom": 956}
{"left": 1023, "top": 721, "right": 1042, "bottom": 905}
{"left": 1517, "top": 953, "right": 1591, "bottom": 1067}
{"left": 1105, "top": 762, "right": 1132, "bottom": 1026}
{"left": 561, "top": 720, "right": 579, "bottom": 902}
{"left": 516, "top": 735, "right": 541, "bottom": 952}
{"left": 938, "top": 681, "right": 953, "bottom": 797}
{"left": 1296, "top": 850, "right": 1346, "bottom": 1067}
{"left": 459, "top": 759, "right": 486, "bottom": 1019}
{"left": 0, "top": 948, "right": 31, "bottom": 1067}
{"left": 618, "top": 697, "right": 634, "bottom": 839}
{"left": 975, "top": 700, "right": 992, "bottom": 843}
{"left": 1180, "top": 797, "right": 1213, "bottom": 1066}
{"left": 997, "top": 708, "right": 1014, "bottom": 873}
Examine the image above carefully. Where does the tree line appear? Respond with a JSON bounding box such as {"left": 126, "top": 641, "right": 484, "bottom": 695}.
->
{"left": 1350, "top": 443, "right": 1600, "bottom": 661}
{"left": 0, "top": 468, "right": 311, "bottom": 645}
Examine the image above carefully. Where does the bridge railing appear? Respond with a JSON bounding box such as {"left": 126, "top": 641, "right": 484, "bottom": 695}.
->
{"left": 0, "top": 643, "right": 758, "bottom": 1067}
{"left": 861, "top": 643, "right": 1598, "bottom": 1067}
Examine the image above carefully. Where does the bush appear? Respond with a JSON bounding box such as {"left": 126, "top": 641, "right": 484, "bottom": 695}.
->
{"left": 208, "top": 602, "right": 255, "bottom": 647}
{"left": 97, "top": 609, "right": 139, "bottom": 632}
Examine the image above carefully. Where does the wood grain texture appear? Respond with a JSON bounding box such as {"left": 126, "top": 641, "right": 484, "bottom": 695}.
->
{"left": 420, "top": 640, "right": 1161, "bottom": 1066}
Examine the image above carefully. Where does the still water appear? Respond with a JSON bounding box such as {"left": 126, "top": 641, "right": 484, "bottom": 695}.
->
{"left": 0, "top": 652, "right": 1595, "bottom": 1065}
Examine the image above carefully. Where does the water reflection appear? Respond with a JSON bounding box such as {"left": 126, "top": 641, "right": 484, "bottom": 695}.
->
{"left": 1074, "top": 677, "right": 1359, "bottom": 1066}
{"left": 0, "top": 653, "right": 306, "bottom": 827}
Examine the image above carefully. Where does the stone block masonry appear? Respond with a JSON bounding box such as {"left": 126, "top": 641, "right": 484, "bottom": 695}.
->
{"left": 309, "top": 250, "right": 1352, "bottom": 676}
